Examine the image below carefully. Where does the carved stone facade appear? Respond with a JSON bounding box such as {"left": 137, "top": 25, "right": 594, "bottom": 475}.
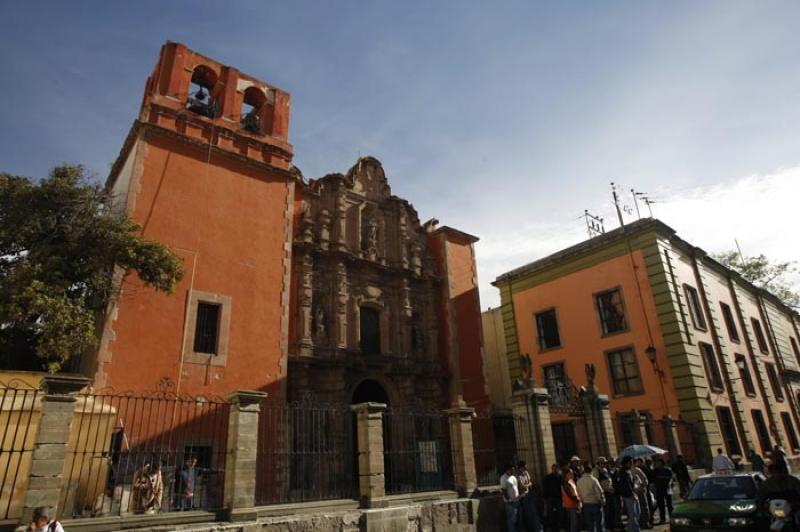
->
{"left": 289, "top": 157, "right": 446, "bottom": 408}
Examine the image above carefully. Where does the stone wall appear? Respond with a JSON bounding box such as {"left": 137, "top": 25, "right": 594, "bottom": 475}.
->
{"left": 61, "top": 496, "right": 504, "bottom": 532}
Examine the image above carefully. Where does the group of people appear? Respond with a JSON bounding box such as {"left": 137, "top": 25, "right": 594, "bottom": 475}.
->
{"left": 501, "top": 454, "right": 693, "bottom": 532}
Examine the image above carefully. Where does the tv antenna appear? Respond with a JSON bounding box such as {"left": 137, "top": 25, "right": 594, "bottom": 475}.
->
{"left": 584, "top": 210, "right": 605, "bottom": 238}
{"left": 611, "top": 182, "right": 625, "bottom": 228}
{"left": 630, "top": 189, "right": 656, "bottom": 218}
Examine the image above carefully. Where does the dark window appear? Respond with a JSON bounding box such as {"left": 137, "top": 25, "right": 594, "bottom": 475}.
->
{"left": 699, "top": 342, "right": 724, "bottom": 391}
{"left": 720, "top": 303, "right": 740, "bottom": 342}
{"left": 751, "top": 410, "right": 772, "bottom": 453}
{"left": 193, "top": 302, "right": 220, "bottom": 354}
{"left": 619, "top": 417, "right": 636, "bottom": 446}
{"left": 596, "top": 289, "right": 628, "bottom": 335}
{"left": 781, "top": 412, "right": 800, "bottom": 451}
{"left": 735, "top": 354, "right": 756, "bottom": 396}
{"left": 607, "top": 348, "right": 643, "bottom": 396}
{"left": 765, "top": 363, "right": 784, "bottom": 401}
{"left": 360, "top": 307, "right": 381, "bottom": 354}
{"left": 751, "top": 318, "right": 769, "bottom": 353}
{"left": 716, "top": 406, "right": 741, "bottom": 456}
{"left": 683, "top": 285, "right": 707, "bottom": 330}
{"left": 535, "top": 309, "right": 561, "bottom": 351}
{"left": 543, "top": 363, "right": 567, "bottom": 398}
{"left": 790, "top": 337, "right": 800, "bottom": 363}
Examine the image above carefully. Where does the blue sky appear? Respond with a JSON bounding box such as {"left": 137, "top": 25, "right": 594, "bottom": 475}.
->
{"left": 2, "top": 1, "right": 799, "bottom": 306}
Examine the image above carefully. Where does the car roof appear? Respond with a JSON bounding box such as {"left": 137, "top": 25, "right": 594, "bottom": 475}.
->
{"left": 696, "top": 471, "right": 765, "bottom": 480}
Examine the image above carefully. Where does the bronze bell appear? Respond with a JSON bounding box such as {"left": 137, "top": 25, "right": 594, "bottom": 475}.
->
{"left": 194, "top": 87, "right": 207, "bottom": 101}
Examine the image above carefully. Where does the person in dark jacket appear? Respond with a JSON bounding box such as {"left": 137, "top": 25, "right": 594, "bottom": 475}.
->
{"left": 174, "top": 455, "right": 199, "bottom": 511}
{"left": 671, "top": 455, "right": 691, "bottom": 498}
{"left": 651, "top": 458, "right": 674, "bottom": 524}
{"left": 618, "top": 457, "right": 640, "bottom": 532}
{"left": 749, "top": 449, "right": 766, "bottom": 473}
{"left": 542, "top": 464, "right": 562, "bottom": 532}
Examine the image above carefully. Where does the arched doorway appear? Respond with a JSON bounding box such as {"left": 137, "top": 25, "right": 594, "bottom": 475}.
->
{"left": 351, "top": 379, "right": 389, "bottom": 405}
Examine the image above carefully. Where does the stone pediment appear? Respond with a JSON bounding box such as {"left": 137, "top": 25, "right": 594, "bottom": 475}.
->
{"left": 345, "top": 156, "right": 391, "bottom": 201}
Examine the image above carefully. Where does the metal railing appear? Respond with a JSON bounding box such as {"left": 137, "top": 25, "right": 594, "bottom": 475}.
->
{"left": 255, "top": 395, "right": 356, "bottom": 505}
{"left": 59, "top": 389, "right": 230, "bottom": 518}
{"left": 383, "top": 406, "right": 453, "bottom": 494}
{"left": 0, "top": 381, "right": 40, "bottom": 522}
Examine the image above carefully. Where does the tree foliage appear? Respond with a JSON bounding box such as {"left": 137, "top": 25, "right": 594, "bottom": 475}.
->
{"left": 713, "top": 250, "right": 800, "bottom": 310}
{"left": 0, "top": 165, "right": 184, "bottom": 372}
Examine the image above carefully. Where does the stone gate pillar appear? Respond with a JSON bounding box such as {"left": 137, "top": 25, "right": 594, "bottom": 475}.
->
{"left": 19, "top": 374, "right": 88, "bottom": 525}
{"left": 511, "top": 388, "right": 556, "bottom": 481}
{"left": 582, "top": 392, "right": 617, "bottom": 460}
{"left": 224, "top": 390, "right": 266, "bottom": 521}
{"left": 352, "top": 402, "right": 387, "bottom": 508}
{"left": 444, "top": 404, "right": 477, "bottom": 496}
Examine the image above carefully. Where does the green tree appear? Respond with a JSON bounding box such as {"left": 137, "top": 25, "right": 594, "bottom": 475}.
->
{"left": 0, "top": 165, "right": 184, "bottom": 373}
{"left": 713, "top": 250, "right": 800, "bottom": 309}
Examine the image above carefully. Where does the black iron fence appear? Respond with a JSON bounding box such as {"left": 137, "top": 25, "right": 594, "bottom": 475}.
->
{"left": 255, "top": 395, "right": 356, "bottom": 505}
{"left": 472, "top": 411, "right": 520, "bottom": 487}
{"left": 383, "top": 406, "right": 453, "bottom": 494}
{"left": 0, "top": 381, "right": 40, "bottom": 523}
{"left": 60, "top": 390, "right": 230, "bottom": 518}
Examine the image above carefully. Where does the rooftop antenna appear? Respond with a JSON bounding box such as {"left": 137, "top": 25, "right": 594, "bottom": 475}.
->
{"left": 630, "top": 189, "right": 642, "bottom": 219}
{"left": 611, "top": 182, "right": 625, "bottom": 228}
{"left": 584, "top": 210, "right": 605, "bottom": 238}
{"left": 642, "top": 195, "right": 656, "bottom": 218}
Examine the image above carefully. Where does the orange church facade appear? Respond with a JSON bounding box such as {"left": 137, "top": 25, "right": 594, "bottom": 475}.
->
{"left": 91, "top": 42, "right": 489, "bottom": 412}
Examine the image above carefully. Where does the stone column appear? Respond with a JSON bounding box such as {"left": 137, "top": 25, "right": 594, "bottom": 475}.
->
{"left": 444, "top": 404, "right": 477, "bottom": 496}
{"left": 297, "top": 253, "right": 313, "bottom": 355}
{"left": 224, "top": 390, "right": 266, "bottom": 521}
{"left": 661, "top": 416, "right": 682, "bottom": 458}
{"left": 636, "top": 413, "right": 650, "bottom": 445}
{"left": 352, "top": 402, "right": 387, "bottom": 508}
{"left": 511, "top": 388, "right": 556, "bottom": 481}
{"left": 583, "top": 392, "right": 617, "bottom": 460}
{"left": 19, "top": 374, "right": 88, "bottom": 525}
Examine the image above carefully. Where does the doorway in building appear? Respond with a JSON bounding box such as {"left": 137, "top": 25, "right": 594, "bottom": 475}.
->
{"left": 552, "top": 422, "right": 578, "bottom": 464}
{"left": 352, "top": 379, "right": 389, "bottom": 406}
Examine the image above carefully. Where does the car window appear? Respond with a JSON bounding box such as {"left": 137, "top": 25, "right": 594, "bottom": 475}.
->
{"left": 687, "top": 477, "right": 756, "bottom": 500}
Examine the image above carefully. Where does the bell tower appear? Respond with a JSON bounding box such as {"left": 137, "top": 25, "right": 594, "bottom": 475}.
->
{"left": 139, "top": 41, "right": 293, "bottom": 169}
{"left": 96, "top": 42, "right": 298, "bottom": 399}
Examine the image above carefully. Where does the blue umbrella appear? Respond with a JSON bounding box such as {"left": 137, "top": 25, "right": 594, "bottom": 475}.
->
{"left": 618, "top": 444, "right": 669, "bottom": 459}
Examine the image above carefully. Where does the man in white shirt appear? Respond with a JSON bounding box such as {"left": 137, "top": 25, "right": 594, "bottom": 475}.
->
{"left": 712, "top": 448, "right": 735, "bottom": 472}
{"left": 577, "top": 462, "right": 605, "bottom": 532}
{"left": 500, "top": 463, "right": 520, "bottom": 532}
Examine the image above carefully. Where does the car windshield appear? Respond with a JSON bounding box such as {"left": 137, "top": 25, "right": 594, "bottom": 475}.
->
{"left": 687, "top": 477, "right": 756, "bottom": 500}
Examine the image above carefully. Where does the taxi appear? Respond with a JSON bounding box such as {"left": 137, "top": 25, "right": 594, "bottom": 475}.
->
{"left": 670, "top": 471, "right": 767, "bottom": 531}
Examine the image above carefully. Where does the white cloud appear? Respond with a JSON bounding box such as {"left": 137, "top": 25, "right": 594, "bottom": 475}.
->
{"left": 476, "top": 165, "right": 800, "bottom": 308}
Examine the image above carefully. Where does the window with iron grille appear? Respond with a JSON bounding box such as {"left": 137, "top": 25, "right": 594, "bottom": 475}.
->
{"left": 194, "top": 302, "right": 220, "bottom": 354}
{"left": 683, "top": 285, "right": 707, "bottom": 330}
{"left": 735, "top": 354, "right": 756, "bottom": 396}
{"left": 781, "top": 412, "right": 799, "bottom": 451}
{"left": 751, "top": 410, "right": 771, "bottom": 453}
{"left": 751, "top": 318, "right": 769, "bottom": 353}
{"left": 535, "top": 308, "right": 561, "bottom": 351}
{"left": 606, "top": 348, "right": 643, "bottom": 396}
{"left": 720, "top": 303, "right": 740, "bottom": 342}
{"left": 595, "top": 288, "right": 628, "bottom": 336}
{"left": 543, "top": 363, "right": 567, "bottom": 396}
{"left": 699, "top": 342, "right": 724, "bottom": 391}
{"left": 716, "top": 407, "right": 741, "bottom": 456}
{"left": 765, "top": 363, "right": 784, "bottom": 401}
